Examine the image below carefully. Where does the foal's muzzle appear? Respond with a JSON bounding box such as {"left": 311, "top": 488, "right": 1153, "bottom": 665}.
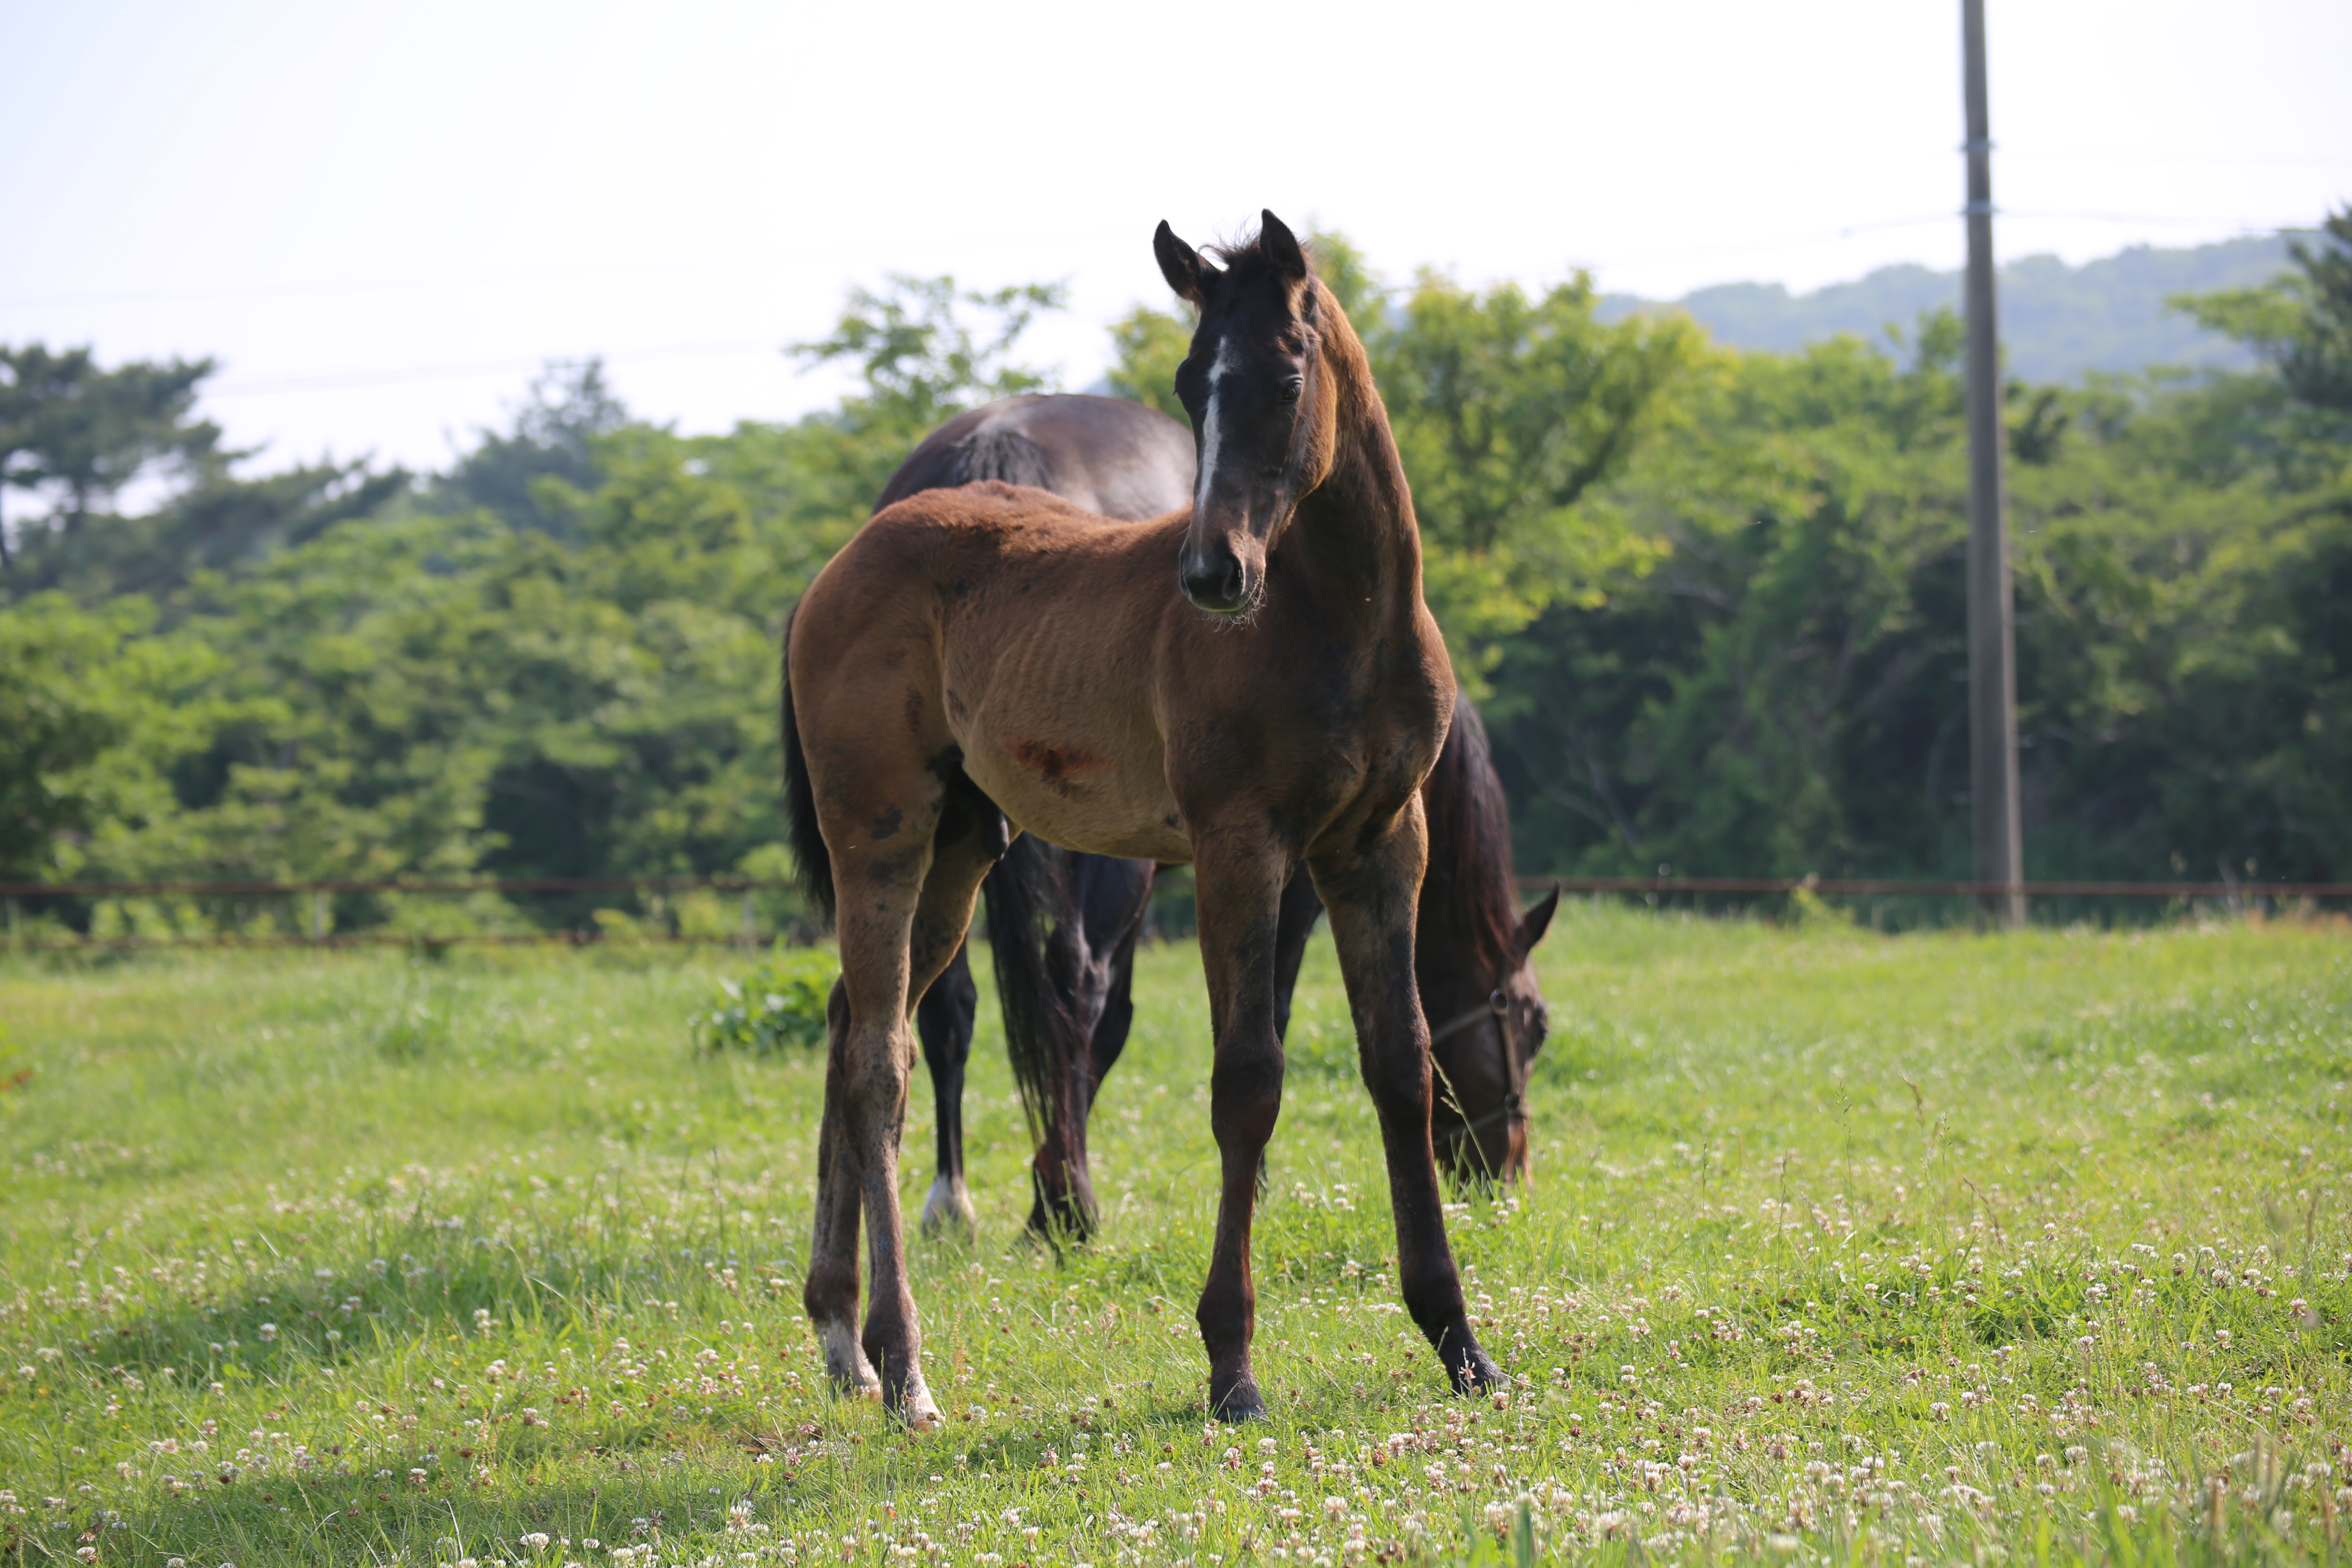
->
{"left": 1180, "top": 546, "right": 1255, "bottom": 615}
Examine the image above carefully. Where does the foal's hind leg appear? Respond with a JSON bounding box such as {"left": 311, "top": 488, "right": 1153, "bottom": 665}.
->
{"left": 915, "top": 940, "right": 980, "bottom": 1238}
{"left": 804, "top": 771, "right": 999, "bottom": 1428}
{"left": 1310, "top": 799, "right": 1501, "bottom": 1397}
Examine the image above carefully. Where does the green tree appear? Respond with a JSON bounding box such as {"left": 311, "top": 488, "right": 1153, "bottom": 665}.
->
{"left": 0, "top": 593, "right": 220, "bottom": 880}
{"left": 0, "top": 344, "right": 221, "bottom": 539}
{"left": 2174, "top": 208, "right": 2352, "bottom": 416}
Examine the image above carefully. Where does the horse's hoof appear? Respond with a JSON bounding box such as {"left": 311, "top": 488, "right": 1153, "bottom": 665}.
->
{"left": 1446, "top": 1347, "right": 1505, "bottom": 1396}
{"left": 819, "top": 1319, "right": 881, "bottom": 1399}
{"left": 893, "top": 1376, "right": 944, "bottom": 1431}
{"left": 1209, "top": 1377, "right": 1268, "bottom": 1423}
{"left": 919, "top": 1176, "right": 977, "bottom": 1241}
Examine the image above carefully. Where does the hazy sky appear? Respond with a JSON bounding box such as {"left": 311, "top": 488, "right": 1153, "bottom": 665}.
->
{"left": 4, "top": 0, "right": 2346, "bottom": 478}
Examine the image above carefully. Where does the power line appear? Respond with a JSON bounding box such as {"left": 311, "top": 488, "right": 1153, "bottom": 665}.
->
{"left": 2005, "top": 148, "right": 2352, "bottom": 170}
{"left": 207, "top": 337, "right": 802, "bottom": 398}
{"left": 0, "top": 230, "right": 1089, "bottom": 313}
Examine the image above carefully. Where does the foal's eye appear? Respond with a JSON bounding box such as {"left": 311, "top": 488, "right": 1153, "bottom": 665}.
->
{"left": 1279, "top": 376, "right": 1303, "bottom": 403}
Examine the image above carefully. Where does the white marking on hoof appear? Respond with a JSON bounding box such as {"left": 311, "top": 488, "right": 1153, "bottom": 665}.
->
{"left": 898, "top": 1375, "right": 943, "bottom": 1432}
{"left": 919, "top": 1175, "right": 977, "bottom": 1238}
{"left": 819, "top": 1319, "right": 879, "bottom": 1397}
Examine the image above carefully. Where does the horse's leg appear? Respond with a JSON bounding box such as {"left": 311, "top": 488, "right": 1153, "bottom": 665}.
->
{"left": 806, "top": 771, "right": 998, "bottom": 1429}
{"left": 868, "top": 821, "right": 1000, "bottom": 1424}
{"left": 807, "top": 978, "right": 875, "bottom": 1396}
{"left": 1189, "top": 833, "right": 1290, "bottom": 1421}
{"left": 1310, "top": 798, "right": 1501, "bottom": 1396}
{"left": 1269, "top": 867, "right": 1325, "bottom": 1045}
{"left": 1082, "top": 860, "right": 1157, "bottom": 1087}
{"left": 915, "top": 939, "right": 979, "bottom": 1238}
{"left": 1027, "top": 858, "right": 1156, "bottom": 1241}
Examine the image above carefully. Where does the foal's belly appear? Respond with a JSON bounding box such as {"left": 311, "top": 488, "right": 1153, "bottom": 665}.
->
{"left": 957, "top": 730, "right": 1193, "bottom": 864}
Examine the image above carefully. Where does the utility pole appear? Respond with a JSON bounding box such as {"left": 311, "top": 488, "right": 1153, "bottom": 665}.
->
{"left": 1962, "top": 0, "right": 2024, "bottom": 928}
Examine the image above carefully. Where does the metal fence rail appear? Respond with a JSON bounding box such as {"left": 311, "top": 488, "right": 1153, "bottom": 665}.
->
{"left": 3, "top": 871, "right": 2344, "bottom": 953}
{"left": 1511, "top": 875, "right": 2352, "bottom": 899}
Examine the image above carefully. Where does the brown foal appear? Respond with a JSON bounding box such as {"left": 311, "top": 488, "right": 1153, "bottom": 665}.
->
{"left": 782, "top": 211, "right": 1501, "bottom": 1424}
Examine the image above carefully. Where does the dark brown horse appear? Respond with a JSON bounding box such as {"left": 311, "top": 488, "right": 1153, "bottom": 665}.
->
{"left": 784, "top": 212, "right": 1496, "bottom": 1424}
{"left": 877, "top": 394, "right": 1559, "bottom": 1241}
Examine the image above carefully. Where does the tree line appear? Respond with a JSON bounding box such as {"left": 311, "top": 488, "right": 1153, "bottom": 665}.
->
{"left": 2, "top": 214, "right": 2346, "bottom": 939}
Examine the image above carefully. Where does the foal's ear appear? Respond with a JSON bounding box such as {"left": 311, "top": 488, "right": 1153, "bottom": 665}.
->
{"left": 1260, "top": 209, "right": 1309, "bottom": 283}
{"left": 1512, "top": 884, "right": 1562, "bottom": 962}
{"left": 1154, "top": 221, "right": 1209, "bottom": 304}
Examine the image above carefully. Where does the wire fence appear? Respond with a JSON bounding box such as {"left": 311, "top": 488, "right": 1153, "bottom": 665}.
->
{"left": 3, "top": 870, "right": 2346, "bottom": 953}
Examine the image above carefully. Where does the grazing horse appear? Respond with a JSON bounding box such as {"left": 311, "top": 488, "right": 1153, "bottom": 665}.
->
{"left": 783, "top": 211, "right": 1497, "bottom": 1425}
{"left": 874, "top": 394, "right": 1559, "bottom": 1241}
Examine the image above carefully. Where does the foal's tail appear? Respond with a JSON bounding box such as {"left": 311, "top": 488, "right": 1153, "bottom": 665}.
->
{"left": 982, "top": 835, "right": 1087, "bottom": 1139}
{"left": 781, "top": 604, "right": 835, "bottom": 928}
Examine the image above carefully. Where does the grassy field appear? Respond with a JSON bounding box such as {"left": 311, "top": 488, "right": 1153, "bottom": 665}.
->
{"left": 2, "top": 907, "right": 2348, "bottom": 1567}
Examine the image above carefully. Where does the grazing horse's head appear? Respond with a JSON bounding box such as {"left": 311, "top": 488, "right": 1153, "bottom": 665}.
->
{"left": 1428, "top": 885, "right": 1559, "bottom": 1184}
{"left": 1153, "top": 209, "right": 1343, "bottom": 617}
{"left": 1413, "top": 700, "right": 1562, "bottom": 1185}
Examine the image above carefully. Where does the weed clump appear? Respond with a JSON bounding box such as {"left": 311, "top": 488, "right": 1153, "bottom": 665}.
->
{"left": 690, "top": 942, "right": 835, "bottom": 1054}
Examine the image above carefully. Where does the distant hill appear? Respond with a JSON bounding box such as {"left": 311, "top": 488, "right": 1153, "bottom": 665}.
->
{"left": 1599, "top": 234, "right": 2302, "bottom": 383}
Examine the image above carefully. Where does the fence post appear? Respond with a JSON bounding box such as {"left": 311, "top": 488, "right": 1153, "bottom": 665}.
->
{"left": 5, "top": 897, "right": 18, "bottom": 954}
{"left": 311, "top": 890, "right": 328, "bottom": 942}
{"left": 740, "top": 891, "right": 757, "bottom": 950}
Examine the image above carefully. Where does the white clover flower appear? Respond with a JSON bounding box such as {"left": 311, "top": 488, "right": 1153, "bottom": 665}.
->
{"left": 522, "top": 1533, "right": 552, "bottom": 1552}
{"left": 257, "top": 1324, "right": 278, "bottom": 1342}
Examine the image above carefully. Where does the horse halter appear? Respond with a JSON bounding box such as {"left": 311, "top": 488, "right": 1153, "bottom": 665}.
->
{"left": 1426, "top": 974, "right": 1533, "bottom": 1152}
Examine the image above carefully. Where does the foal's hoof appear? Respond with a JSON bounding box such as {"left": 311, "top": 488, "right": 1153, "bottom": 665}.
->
{"left": 1209, "top": 1375, "right": 1268, "bottom": 1423}
{"left": 818, "top": 1320, "right": 882, "bottom": 1401}
{"left": 891, "top": 1376, "right": 944, "bottom": 1432}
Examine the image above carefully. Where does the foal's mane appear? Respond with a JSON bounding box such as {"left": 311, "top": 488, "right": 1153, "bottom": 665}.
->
{"left": 1417, "top": 700, "right": 1523, "bottom": 981}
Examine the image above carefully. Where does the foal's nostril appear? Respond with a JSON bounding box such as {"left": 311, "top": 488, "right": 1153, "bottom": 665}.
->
{"left": 1180, "top": 551, "right": 1250, "bottom": 614}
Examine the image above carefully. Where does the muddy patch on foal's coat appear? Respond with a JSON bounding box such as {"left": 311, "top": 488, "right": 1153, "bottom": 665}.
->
{"left": 1012, "top": 739, "right": 1100, "bottom": 796}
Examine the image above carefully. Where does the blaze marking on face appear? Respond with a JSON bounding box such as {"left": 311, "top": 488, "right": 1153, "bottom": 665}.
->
{"left": 1194, "top": 336, "right": 1236, "bottom": 519}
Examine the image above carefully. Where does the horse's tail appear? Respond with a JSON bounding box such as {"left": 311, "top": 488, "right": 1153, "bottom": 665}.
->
{"left": 781, "top": 604, "right": 835, "bottom": 928}
{"left": 982, "top": 834, "right": 1085, "bottom": 1139}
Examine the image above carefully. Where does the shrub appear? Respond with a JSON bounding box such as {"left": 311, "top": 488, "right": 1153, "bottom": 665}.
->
{"left": 691, "top": 943, "right": 836, "bottom": 1054}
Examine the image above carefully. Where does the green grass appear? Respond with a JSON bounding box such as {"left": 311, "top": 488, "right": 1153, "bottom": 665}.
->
{"left": 2, "top": 906, "right": 2348, "bottom": 1567}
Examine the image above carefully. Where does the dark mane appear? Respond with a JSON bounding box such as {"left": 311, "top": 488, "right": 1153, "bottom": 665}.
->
{"left": 1416, "top": 699, "right": 1521, "bottom": 979}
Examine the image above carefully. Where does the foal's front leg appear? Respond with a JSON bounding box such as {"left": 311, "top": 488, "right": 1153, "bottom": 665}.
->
{"left": 1312, "top": 802, "right": 1501, "bottom": 1396}
{"left": 1190, "top": 833, "right": 1290, "bottom": 1421}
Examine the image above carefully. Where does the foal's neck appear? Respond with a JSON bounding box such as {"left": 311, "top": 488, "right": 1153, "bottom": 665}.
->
{"left": 1290, "top": 290, "right": 1425, "bottom": 626}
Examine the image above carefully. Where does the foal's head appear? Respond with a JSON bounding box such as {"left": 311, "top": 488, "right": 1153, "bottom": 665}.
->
{"left": 1153, "top": 209, "right": 1346, "bottom": 617}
